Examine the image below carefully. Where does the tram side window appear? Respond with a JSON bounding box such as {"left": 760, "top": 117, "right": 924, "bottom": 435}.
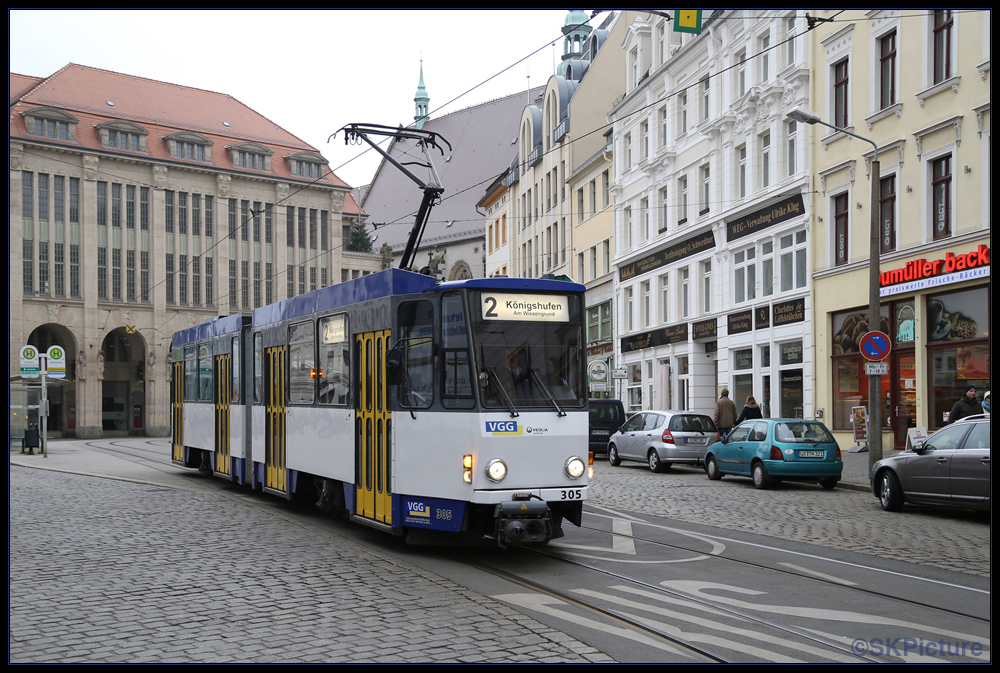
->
{"left": 318, "top": 314, "right": 350, "bottom": 406}
{"left": 397, "top": 300, "right": 434, "bottom": 408}
{"left": 441, "top": 293, "right": 474, "bottom": 409}
{"left": 253, "top": 333, "right": 263, "bottom": 404}
{"left": 288, "top": 320, "right": 315, "bottom": 404}
{"left": 184, "top": 346, "right": 197, "bottom": 401}
{"left": 198, "top": 342, "right": 214, "bottom": 401}
{"left": 231, "top": 336, "right": 241, "bottom": 404}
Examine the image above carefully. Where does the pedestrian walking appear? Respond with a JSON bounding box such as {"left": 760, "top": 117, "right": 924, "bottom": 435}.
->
{"left": 714, "top": 388, "right": 738, "bottom": 437}
{"left": 735, "top": 395, "right": 764, "bottom": 427}
{"left": 981, "top": 390, "right": 990, "bottom": 415}
{"left": 948, "top": 385, "right": 983, "bottom": 423}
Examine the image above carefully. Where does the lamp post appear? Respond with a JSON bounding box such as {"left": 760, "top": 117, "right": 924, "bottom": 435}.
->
{"left": 787, "top": 107, "right": 883, "bottom": 469}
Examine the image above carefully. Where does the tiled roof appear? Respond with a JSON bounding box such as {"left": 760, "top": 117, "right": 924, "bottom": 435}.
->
{"left": 9, "top": 63, "right": 349, "bottom": 189}
{"left": 9, "top": 72, "right": 44, "bottom": 105}
{"left": 361, "top": 86, "right": 544, "bottom": 250}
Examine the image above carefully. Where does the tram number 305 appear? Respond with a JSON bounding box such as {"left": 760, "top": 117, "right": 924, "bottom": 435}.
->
{"left": 436, "top": 508, "right": 453, "bottom": 521}
{"left": 560, "top": 489, "right": 583, "bottom": 500}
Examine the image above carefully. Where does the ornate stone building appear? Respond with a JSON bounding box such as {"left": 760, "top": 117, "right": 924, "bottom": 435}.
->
{"left": 10, "top": 64, "right": 355, "bottom": 438}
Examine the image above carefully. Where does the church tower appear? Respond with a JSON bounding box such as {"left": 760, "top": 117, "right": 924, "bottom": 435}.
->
{"left": 557, "top": 10, "right": 592, "bottom": 76}
{"left": 414, "top": 61, "right": 430, "bottom": 129}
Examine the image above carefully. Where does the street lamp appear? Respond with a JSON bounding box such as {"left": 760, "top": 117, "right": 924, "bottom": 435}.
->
{"left": 787, "top": 107, "right": 883, "bottom": 469}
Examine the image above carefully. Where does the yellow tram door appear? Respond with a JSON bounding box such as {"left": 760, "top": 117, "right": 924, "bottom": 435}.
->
{"left": 214, "top": 353, "right": 231, "bottom": 477}
{"left": 171, "top": 359, "right": 184, "bottom": 463}
{"left": 264, "top": 345, "right": 287, "bottom": 495}
{"left": 355, "top": 330, "right": 392, "bottom": 525}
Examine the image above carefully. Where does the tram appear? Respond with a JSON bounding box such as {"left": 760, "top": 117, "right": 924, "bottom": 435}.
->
{"left": 170, "top": 269, "right": 590, "bottom": 546}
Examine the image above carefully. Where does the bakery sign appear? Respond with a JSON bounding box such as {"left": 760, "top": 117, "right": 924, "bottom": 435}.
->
{"left": 879, "top": 245, "right": 990, "bottom": 297}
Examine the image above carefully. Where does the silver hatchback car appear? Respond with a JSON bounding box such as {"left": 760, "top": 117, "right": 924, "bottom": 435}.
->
{"left": 608, "top": 410, "right": 719, "bottom": 472}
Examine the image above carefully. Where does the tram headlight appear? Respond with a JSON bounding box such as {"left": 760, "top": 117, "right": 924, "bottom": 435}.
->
{"left": 486, "top": 459, "right": 507, "bottom": 482}
{"left": 463, "top": 454, "right": 473, "bottom": 483}
{"left": 565, "top": 456, "right": 586, "bottom": 480}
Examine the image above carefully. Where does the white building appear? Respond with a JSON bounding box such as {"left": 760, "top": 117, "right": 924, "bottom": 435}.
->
{"left": 609, "top": 11, "right": 814, "bottom": 417}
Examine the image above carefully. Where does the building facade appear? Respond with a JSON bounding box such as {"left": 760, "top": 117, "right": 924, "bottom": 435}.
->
{"left": 804, "top": 10, "right": 991, "bottom": 449}
{"left": 610, "top": 11, "right": 814, "bottom": 416}
{"left": 10, "top": 65, "right": 352, "bottom": 438}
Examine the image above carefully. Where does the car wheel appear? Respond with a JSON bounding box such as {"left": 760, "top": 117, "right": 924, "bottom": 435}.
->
{"left": 705, "top": 455, "right": 722, "bottom": 480}
{"left": 608, "top": 444, "right": 621, "bottom": 467}
{"left": 751, "top": 461, "right": 771, "bottom": 490}
{"left": 819, "top": 477, "right": 838, "bottom": 490}
{"left": 648, "top": 450, "right": 666, "bottom": 473}
{"left": 879, "top": 471, "right": 903, "bottom": 511}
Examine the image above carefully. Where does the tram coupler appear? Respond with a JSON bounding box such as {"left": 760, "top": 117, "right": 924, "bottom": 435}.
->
{"left": 494, "top": 496, "right": 553, "bottom": 548}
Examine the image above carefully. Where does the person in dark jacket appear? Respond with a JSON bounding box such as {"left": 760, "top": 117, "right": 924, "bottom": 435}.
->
{"left": 735, "top": 395, "right": 764, "bottom": 426}
{"left": 714, "top": 388, "right": 738, "bottom": 436}
{"left": 948, "top": 385, "right": 983, "bottom": 423}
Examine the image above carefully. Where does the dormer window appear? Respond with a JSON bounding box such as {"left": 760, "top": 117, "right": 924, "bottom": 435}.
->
{"left": 228, "top": 141, "right": 273, "bottom": 172}
{"left": 166, "top": 131, "right": 213, "bottom": 163}
{"left": 285, "top": 151, "right": 329, "bottom": 180}
{"left": 23, "top": 107, "right": 78, "bottom": 142}
{"left": 97, "top": 121, "right": 148, "bottom": 153}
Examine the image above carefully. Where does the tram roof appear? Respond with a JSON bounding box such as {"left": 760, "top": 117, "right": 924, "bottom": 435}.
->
{"left": 252, "top": 268, "right": 437, "bottom": 327}
{"left": 438, "top": 277, "right": 586, "bottom": 293}
{"left": 171, "top": 313, "right": 244, "bottom": 346}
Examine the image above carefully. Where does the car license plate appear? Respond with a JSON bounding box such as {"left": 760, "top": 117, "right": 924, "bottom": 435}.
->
{"left": 592, "top": 430, "right": 609, "bottom": 436}
{"left": 687, "top": 438, "right": 707, "bottom": 444}
{"left": 798, "top": 450, "right": 824, "bottom": 458}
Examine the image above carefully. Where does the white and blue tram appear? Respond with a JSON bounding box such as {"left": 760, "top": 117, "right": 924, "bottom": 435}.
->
{"left": 171, "top": 269, "right": 590, "bottom": 546}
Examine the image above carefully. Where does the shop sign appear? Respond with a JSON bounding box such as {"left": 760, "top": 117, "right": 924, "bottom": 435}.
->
{"left": 588, "top": 361, "right": 609, "bottom": 383}
{"left": 780, "top": 341, "right": 803, "bottom": 365}
{"left": 727, "top": 309, "right": 753, "bottom": 335}
{"left": 755, "top": 305, "right": 771, "bottom": 330}
{"left": 619, "top": 230, "right": 716, "bottom": 281}
{"left": 692, "top": 318, "right": 717, "bottom": 340}
{"left": 773, "top": 298, "right": 805, "bottom": 326}
{"left": 879, "top": 245, "right": 990, "bottom": 297}
{"left": 620, "top": 323, "right": 688, "bottom": 354}
{"left": 726, "top": 194, "right": 805, "bottom": 243}
{"left": 734, "top": 349, "right": 753, "bottom": 370}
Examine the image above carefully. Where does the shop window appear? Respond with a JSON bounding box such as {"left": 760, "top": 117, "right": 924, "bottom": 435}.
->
{"left": 927, "top": 287, "right": 990, "bottom": 428}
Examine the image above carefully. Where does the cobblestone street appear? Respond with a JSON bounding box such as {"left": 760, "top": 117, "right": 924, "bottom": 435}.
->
{"left": 9, "top": 466, "right": 610, "bottom": 663}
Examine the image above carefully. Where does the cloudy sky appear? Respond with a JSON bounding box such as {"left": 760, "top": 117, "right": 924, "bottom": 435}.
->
{"left": 10, "top": 9, "right": 586, "bottom": 188}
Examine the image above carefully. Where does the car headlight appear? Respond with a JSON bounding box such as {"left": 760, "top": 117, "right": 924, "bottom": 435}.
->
{"left": 486, "top": 459, "right": 507, "bottom": 482}
{"left": 565, "top": 456, "right": 585, "bottom": 480}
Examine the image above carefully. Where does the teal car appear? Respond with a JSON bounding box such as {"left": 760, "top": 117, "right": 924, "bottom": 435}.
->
{"left": 704, "top": 419, "right": 843, "bottom": 490}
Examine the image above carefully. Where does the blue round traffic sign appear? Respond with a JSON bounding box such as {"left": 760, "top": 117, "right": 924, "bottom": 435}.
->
{"left": 859, "top": 331, "right": 891, "bottom": 361}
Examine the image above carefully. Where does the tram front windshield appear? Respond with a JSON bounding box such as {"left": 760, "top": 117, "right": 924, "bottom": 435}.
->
{"left": 470, "top": 291, "right": 585, "bottom": 410}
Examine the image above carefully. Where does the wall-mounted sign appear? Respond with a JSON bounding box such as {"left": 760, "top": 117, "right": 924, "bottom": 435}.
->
{"left": 692, "top": 318, "right": 717, "bottom": 341}
{"left": 880, "top": 245, "right": 989, "bottom": 287}
{"left": 727, "top": 309, "right": 753, "bottom": 335}
{"left": 620, "top": 324, "right": 688, "bottom": 354}
{"left": 755, "top": 305, "right": 771, "bottom": 330}
{"left": 726, "top": 194, "right": 805, "bottom": 243}
{"left": 619, "top": 230, "right": 716, "bottom": 281}
{"left": 773, "top": 297, "right": 805, "bottom": 326}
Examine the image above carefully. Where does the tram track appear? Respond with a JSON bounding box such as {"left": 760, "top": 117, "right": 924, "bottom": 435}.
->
{"left": 572, "top": 518, "right": 990, "bottom": 624}
{"left": 455, "top": 546, "right": 887, "bottom": 663}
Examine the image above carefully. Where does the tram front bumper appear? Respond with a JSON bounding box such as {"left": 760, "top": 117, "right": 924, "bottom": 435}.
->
{"left": 494, "top": 498, "right": 553, "bottom": 547}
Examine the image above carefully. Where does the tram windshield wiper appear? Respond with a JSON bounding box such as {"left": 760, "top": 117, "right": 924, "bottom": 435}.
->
{"left": 485, "top": 366, "right": 519, "bottom": 418}
{"left": 530, "top": 368, "right": 566, "bottom": 417}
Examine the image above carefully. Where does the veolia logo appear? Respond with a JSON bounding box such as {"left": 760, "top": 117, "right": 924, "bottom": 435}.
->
{"left": 485, "top": 421, "right": 522, "bottom": 435}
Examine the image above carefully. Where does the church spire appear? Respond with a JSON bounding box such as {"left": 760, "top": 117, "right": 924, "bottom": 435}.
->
{"left": 414, "top": 61, "right": 430, "bottom": 129}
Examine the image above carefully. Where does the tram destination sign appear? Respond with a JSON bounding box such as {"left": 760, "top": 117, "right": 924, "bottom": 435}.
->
{"left": 480, "top": 293, "right": 569, "bottom": 322}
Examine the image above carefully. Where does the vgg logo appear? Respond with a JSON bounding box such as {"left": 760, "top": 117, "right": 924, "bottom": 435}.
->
{"left": 486, "top": 421, "right": 521, "bottom": 434}
{"left": 406, "top": 501, "right": 428, "bottom": 514}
